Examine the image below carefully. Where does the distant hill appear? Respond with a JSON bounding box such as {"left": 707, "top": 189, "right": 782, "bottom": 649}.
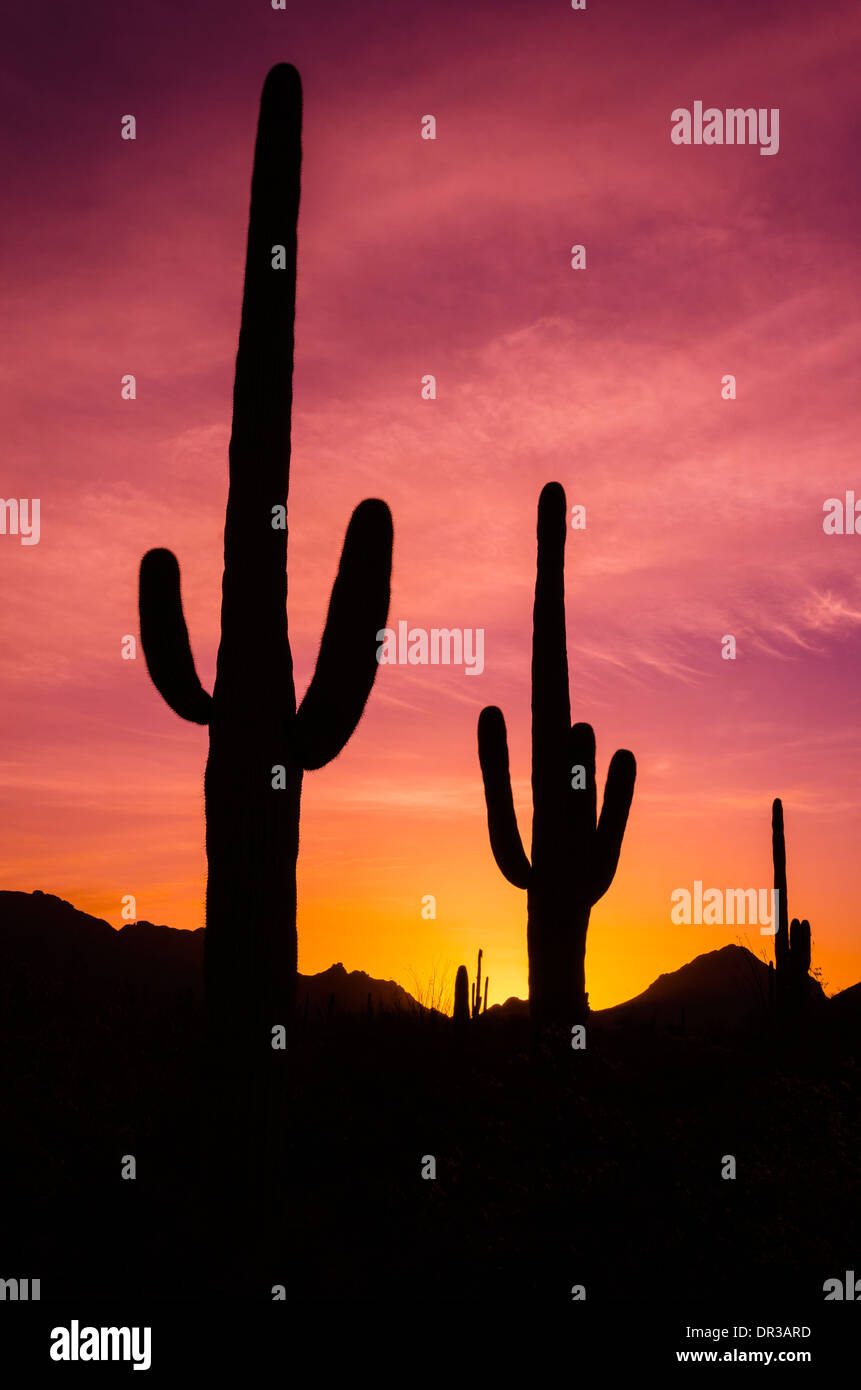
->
{"left": 0, "top": 892, "right": 853, "bottom": 1028}
{"left": 489, "top": 944, "right": 834, "bottom": 1031}
{"left": 296, "top": 961, "right": 417, "bottom": 1017}
{"left": 595, "top": 944, "right": 828, "bottom": 1031}
{"left": 830, "top": 979, "right": 861, "bottom": 1022}
{"left": 0, "top": 890, "right": 416, "bottom": 1015}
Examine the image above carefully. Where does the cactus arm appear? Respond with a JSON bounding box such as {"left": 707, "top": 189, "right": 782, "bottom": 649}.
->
{"left": 295, "top": 498, "right": 393, "bottom": 771}
{"left": 772, "top": 798, "right": 790, "bottom": 970}
{"left": 478, "top": 706, "right": 531, "bottom": 889}
{"left": 589, "top": 748, "right": 637, "bottom": 903}
{"left": 791, "top": 918, "right": 811, "bottom": 973}
{"left": 532, "top": 481, "right": 572, "bottom": 840}
{"left": 138, "top": 549, "right": 212, "bottom": 725}
{"left": 218, "top": 64, "right": 302, "bottom": 703}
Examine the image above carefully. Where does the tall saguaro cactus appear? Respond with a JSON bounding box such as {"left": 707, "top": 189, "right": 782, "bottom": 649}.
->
{"left": 771, "top": 797, "right": 812, "bottom": 1024}
{"left": 478, "top": 483, "right": 636, "bottom": 1028}
{"left": 138, "top": 65, "right": 393, "bottom": 1052}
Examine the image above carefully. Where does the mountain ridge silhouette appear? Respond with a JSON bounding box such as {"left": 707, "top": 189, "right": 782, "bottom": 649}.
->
{"left": 0, "top": 889, "right": 852, "bottom": 1026}
{"left": 0, "top": 890, "right": 413, "bottom": 1014}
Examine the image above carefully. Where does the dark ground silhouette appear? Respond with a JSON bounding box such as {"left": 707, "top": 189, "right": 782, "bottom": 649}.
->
{"left": 1, "top": 891, "right": 858, "bottom": 1304}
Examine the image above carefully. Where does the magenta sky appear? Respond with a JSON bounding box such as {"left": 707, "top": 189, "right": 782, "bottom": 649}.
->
{"left": 2, "top": 0, "right": 860, "bottom": 1008}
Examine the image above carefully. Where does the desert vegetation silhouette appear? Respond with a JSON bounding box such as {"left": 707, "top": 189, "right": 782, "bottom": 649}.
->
{"left": 453, "top": 948, "right": 488, "bottom": 1027}
{"left": 135, "top": 65, "right": 393, "bottom": 1284}
{"left": 771, "top": 796, "right": 812, "bottom": 1026}
{"left": 138, "top": 64, "right": 393, "bottom": 1058}
{"left": 478, "top": 482, "right": 637, "bottom": 1028}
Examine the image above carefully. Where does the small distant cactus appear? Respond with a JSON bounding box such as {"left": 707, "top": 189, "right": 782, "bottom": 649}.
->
{"left": 453, "top": 965, "right": 470, "bottom": 1025}
{"left": 470, "top": 947, "right": 488, "bottom": 1018}
{"left": 771, "top": 797, "right": 812, "bottom": 1024}
{"left": 478, "top": 483, "right": 636, "bottom": 1027}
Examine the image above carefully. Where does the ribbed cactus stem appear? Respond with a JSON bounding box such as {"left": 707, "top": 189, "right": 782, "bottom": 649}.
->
{"left": 472, "top": 947, "right": 483, "bottom": 1019}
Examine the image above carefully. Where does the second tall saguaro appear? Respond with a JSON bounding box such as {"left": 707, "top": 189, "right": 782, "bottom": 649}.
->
{"left": 478, "top": 482, "right": 636, "bottom": 1028}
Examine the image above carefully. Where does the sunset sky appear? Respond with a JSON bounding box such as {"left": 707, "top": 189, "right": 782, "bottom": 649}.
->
{"left": 2, "top": 0, "right": 860, "bottom": 1009}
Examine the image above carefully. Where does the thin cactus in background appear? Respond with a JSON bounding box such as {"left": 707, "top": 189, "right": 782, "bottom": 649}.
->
{"left": 470, "top": 947, "right": 486, "bottom": 1018}
{"left": 771, "top": 797, "right": 812, "bottom": 1025}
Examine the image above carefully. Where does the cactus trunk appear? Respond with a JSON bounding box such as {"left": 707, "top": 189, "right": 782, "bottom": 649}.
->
{"left": 527, "top": 899, "right": 589, "bottom": 1023}
{"left": 204, "top": 62, "right": 301, "bottom": 1047}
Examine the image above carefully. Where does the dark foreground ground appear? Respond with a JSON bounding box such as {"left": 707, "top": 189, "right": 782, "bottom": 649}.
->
{"left": 1, "top": 982, "right": 858, "bottom": 1307}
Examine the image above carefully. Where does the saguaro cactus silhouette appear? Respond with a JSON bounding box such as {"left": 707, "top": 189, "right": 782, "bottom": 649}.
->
{"left": 453, "top": 965, "right": 470, "bottom": 1025}
{"left": 771, "top": 797, "right": 812, "bottom": 1025}
{"left": 138, "top": 65, "right": 393, "bottom": 1052}
{"left": 470, "top": 947, "right": 487, "bottom": 1017}
{"left": 478, "top": 483, "right": 636, "bottom": 1028}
